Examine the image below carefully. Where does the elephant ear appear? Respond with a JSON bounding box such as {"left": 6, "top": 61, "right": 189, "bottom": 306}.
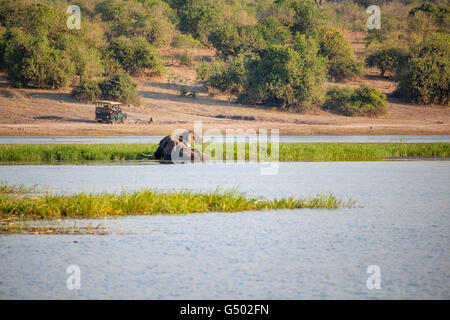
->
{"left": 171, "top": 129, "right": 190, "bottom": 143}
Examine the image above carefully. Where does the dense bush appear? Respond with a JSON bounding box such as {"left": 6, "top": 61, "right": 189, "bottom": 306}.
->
{"left": 99, "top": 72, "right": 140, "bottom": 105}
{"left": 324, "top": 84, "right": 388, "bottom": 117}
{"left": 316, "top": 27, "right": 362, "bottom": 81}
{"left": 72, "top": 78, "right": 101, "bottom": 102}
{"left": 239, "top": 42, "right": 327, "bottom": 110}
{"left": 196, "top": 60, "right": 224, "bottom": 82}
{"left": 108, "top": 36, "right": 165, "bottom": 76}
{"left": 409, "top": 3, "right": 449, "bottom": 30}
{"left": 1, "top": 29, "right": 75, "bottom": 88}
{"left": 254, "top": 17, "right": 293, "bottom": 47}
{"left": 328, "top": 57, "right": 362, "bottom": 82}
{"left": 209, "top": 17, "right": 293, "bottom": 60}
{"left": 55, "top": 34, "right": 103, "bottom": 79}
{"left": 0, "top": 1, "right": 106, "bottom": 88}
{"left": 201, "top": 55, "right": 248, "bottom": 94}
{"left": 0, "top": 1, "right": 66, "bottom": 38}
{"left": 366, "top": 43, "right": 409, "bottom": 77}
{"left": 208, "top": 23, "right": 265, "bottom": 59}
{"left": 171, "top": 34, "right": 202, "bottom": 48}
{"left": 272, "top": 0, "right": 327, "bottom": 36}
{"left": 178, "top": 4, "right": 222, "bottom": 44}
{"left": 95, "top": 0, "right": 176, "bottom": 47}
{"left": 396, "top": 33, "right": 449, "bottom": 105}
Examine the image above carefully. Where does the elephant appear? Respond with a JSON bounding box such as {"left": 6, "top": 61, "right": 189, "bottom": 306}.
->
{"left": 143, "top": 130, "right": 208, "bottom": 164}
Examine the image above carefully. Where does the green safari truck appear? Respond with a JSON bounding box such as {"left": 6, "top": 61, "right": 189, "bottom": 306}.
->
{"left": 95, "top": 101, "right": 128, "bottom": 124}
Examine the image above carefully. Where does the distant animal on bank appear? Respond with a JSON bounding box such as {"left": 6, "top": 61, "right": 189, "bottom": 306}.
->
{"left": 142, "top": 130, "right": 208, "bottom": 164}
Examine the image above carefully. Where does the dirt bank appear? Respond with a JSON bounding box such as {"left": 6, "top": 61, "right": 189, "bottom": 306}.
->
{"left": 0, "top": 46, "right": 449, "bottom": 137}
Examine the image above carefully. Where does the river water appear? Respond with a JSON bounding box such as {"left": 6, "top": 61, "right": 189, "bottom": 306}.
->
{"left": 1, "top": 135, "right": 450, "bottom": 144}
{"left": 0, "top": 161, "right": 449, "bottom": 299}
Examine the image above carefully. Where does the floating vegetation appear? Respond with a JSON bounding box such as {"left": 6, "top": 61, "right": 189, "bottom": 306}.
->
{"left": 0, "top": 184, "right": 356, "bottom": 234}
{"left": 0, "top": 219, "right": 108, "bottom": 235}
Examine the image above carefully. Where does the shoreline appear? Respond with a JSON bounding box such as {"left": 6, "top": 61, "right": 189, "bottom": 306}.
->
{"left": 1, "top": 123, "right": 449, "bottom": 137}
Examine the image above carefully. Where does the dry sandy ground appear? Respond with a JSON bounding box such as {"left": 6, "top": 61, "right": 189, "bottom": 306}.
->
{"left": 0, "top": 45, "right": 449, "bottom": 137}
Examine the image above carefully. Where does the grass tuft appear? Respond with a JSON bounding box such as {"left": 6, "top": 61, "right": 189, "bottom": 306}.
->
{"left": 0, "top": 181, "right": 36, "bottom": 194}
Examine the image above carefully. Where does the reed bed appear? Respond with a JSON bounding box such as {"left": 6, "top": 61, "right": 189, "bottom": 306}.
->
{"left": 0, "top": 188, "right": 352, "bottom": 221}
{"left": 0, "top": 143, "right": 159, "bottom": 163}
{"left": 0, "top": 143, "right": 448, "bottom": 164}
{"left": 0, "top": 181, "right": 36, "bottom": 194}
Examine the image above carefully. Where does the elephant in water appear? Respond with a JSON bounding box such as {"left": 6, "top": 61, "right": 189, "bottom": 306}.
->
{"left": 143, "top": 130, "right": 208, "bottom": 164}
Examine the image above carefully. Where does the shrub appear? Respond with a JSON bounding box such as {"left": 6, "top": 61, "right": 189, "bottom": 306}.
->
{"left": 328, "top": 1, "right": 366, "bottom": 32}
{"left": 409, "top": 3, "right": 449, "bottom": 29}
{"left": 108, "top": 36, "right": 165, "bottom": 76}
{"left": 209, "top": 19, "right": 292, "bottom": 60}
{"left": 328, "top": 56, "right": 362, "bottom": 82}
{"left": 112, "top": 14, "right": 175, "bottom": 47}
{"left": 254, "top": 17, "right": 292, "bottom": 47}
{"left": 239, "top": 43, "right": 327, "bottom": 111}
{"left": 171, "top": 34, "right": 202, "bottom": 49}
{"left": 196, "top": 60, "right": 225, "bottom": 82}
{"left": 273, "top": 0, "right": 327, "bottom": 36}
{"left": 396, "top": 33, "right": 449, "bottom": 105}
{"left": 99, "top": 73, "right": 140, "bottom": 105}
{"left": 208, "top": 23, "right": 266, "bottom": 59}
{"left": 179, "top": 5, "right": 222, "bottom": 44}
{"left": 205, "top": 55, "right": 248, "bottom": 94}
{"left": 366, "top": 43, "right": 409, "bottom": 77}
{"left": 95, "top": 0, "right": 176, "bottom": 47}
{"left": 0, "top": 2, "right": 66, "bottom": 38}
{"left": 2, "top": 29, "right": 75, "bottom": 88}
{"left": 55, "top": 34, "right": 103, "bottom": 79}
{"left": 175, "top": 50, "right": 193, "bottom": 66}
{"left": 364, "top": 12, "right": 398, "bottom": 47}
{"left": 324, "top": 84, "right": 388, "bottom": 117}
{"left": 72, "top": 79, "right": 101, "bottom": 102}
{"left": 316, "top": 27, "right": 362, "bottom": 81}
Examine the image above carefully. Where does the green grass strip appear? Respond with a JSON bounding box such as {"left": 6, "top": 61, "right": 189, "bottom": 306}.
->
{"left": 0, "top": 189, "right": 354, "bottom": 220}
{"left": 0, "top": 143, "right": 448, "bottom": 164}
{"left": 0, "top": 181, "right": 36, "bottom": 194}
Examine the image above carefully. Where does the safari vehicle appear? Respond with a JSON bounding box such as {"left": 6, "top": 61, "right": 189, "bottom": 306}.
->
{"left": 95, "top": 101, "right": 127, "bottom": 124}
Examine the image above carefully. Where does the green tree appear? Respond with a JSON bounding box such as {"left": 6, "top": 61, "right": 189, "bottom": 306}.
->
{"left": 273, "top": 0, "right": 326, "bottom": 36}
{"left": 239, "top": 43, "right": 326, "bottom": 110}
{"left": 99, "top": 72, "right": 140, "bottom": 105}
{"left": 55, "top": 34, "right": 103, "bottom": 79}
{"left": 316, "top": 27, "right": 362, "bottom": 81}
{"left": 396, "top": 33, "right": 449, "bottom": 105}
{"left": 204, "top": 54, "right": 249, "bottom": 94}
{"left": 108, "top": 36, "right": 165, "bottom": 76}
{"left": 324, "top": 84, "right": 387, "bottom": 117}
{"left": 95, "top": 0, "right": 176, "bottom": 47}
{"left": 179, "top": 4, "right": 222, "bottom": 44}
{"left": 2, "top": 29, "right": 75, "bottom": 88}
{"left": 209, "top": 23, "right": 266, "bottom": 59}
{"left": 72, "top": 78, "right": 101, "bottom": 102}
{"left": 366, "top": 43, "right": 409, "bottom": 77}
{"left": 0, "top": 1, "right": 65, "bottom": 38}
{"left": 409, "top": 3, "right": 449, "bottom": 30}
